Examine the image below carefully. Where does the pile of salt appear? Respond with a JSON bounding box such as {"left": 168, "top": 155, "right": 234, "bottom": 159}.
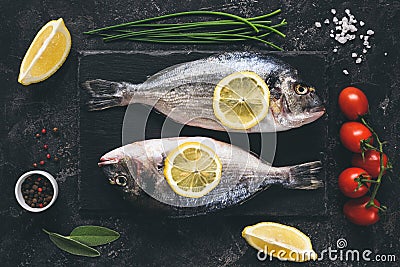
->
{"left": 314, "top": 8, "right": 379, "bottom": 75}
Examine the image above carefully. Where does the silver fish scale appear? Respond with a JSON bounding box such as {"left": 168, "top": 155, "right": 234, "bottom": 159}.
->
{"left": 116, "top": 137, "right": 284, "bottom": 208}
{"left": 141, "top": 82, "right": 220, "bottom": 128}
{"left": 134, "top": 52, "right": 293, "bottom": 94}
{"left": 129, "top": 53, "right": 294, "bottom": 131}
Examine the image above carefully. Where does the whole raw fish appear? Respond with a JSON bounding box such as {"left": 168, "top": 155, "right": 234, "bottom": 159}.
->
{"left": 83, "top": 52, "right": 325, "bottom": 132}
{"left": 99, "top": 137, "right": 323, "bottom": 217}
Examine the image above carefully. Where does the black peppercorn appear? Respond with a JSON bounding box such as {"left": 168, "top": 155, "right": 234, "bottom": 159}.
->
{"left": 21, "top": 174, "right": 54, "bottom": 209}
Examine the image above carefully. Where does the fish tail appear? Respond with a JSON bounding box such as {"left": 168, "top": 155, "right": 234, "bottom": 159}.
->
{"left": 82, "top": 79, "right": 131, "bottom": 111}
{"left": 284, "top": 161, "right": 323, "bottom": 190}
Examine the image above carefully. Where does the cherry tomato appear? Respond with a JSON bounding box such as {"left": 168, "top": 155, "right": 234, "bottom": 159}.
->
{"left": 338, "top": 167, "right": 370, "bottom": 198}
{"left": 340, "top": 122, "right": 373, "bottom": 153}
{"left": 352, "top": 150, "right": 388, "bottom": 178}
{"left": 343, "top": 196, "right": 380, "bottom": 226}
{"left": 338, "top": 87, "right": 369, "bottom": 120}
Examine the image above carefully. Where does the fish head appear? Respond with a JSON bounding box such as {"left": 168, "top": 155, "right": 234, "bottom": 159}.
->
{"left": 269, "top": 75, "right": 325, "bottom": 129}
{"left": 98, "top": 146, "right": 143, "bottom": 191}
{"left": 98, "top": 142, "right": 164, "bottom": 195}
{"left": 99, "top": 154, "right": 132, "bottom": 188}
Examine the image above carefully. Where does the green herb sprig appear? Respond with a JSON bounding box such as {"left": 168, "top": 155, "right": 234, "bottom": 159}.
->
{"left": 84, "top": 10, "right": 287, "bottom": 50}
{"left": 43, "top": 226, "right": 120, "bottom": 257}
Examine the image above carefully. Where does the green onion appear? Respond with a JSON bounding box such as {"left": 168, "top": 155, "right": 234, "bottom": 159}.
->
{"left": 84, "top": 10, "right": 286, "bottom": 50}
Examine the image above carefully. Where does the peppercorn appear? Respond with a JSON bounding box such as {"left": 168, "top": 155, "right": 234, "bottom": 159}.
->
{"left": 46, "top": 154, "right": 51, "bottom": 159}
{"left": 35, "top": 133, "right": 40, "bottom": 138}
{"left": 39, "top": 160, "right": 45, "bottom": 165}
{"left": 54, "top": 157, "right": 59, "bottom": 162}
{"left": 43, "top": 144, "right": 49, "bottom": 150}
{"left": 41, "top": 128, "right": 47, "bottom": 134}
{"left": 52, "top": 127, "right": 58, "bottom": 133}
{"left": 21, "top": 174, "right": 54, "bottom": 209}
{"left": 33, "top": 163, "right": 38, "bottom": 168}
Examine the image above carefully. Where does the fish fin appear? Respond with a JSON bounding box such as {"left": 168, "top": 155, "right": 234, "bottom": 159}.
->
{"left": 82, "top": 79, "right": 128, "bottom": 111}
{"left": 284, "top": 161, "right": 324, "bottom": 190}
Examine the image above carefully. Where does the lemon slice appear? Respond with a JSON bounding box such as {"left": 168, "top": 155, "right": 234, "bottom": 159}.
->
{"left": 18, "top": 18, "right": 71, "bottom": 85}
{"left": 164, "top": 142, "right": 222, "bottom": 198}
{"left": 242, "top": 222, "right": 317, "bottom": 262}
{"left": 213, "top": 71, "right": 270, "bottom": 130}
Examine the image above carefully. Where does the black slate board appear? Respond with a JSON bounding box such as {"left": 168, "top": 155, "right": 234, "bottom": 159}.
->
{"left": 78, "top": 50, "right": 328, "bottom": 216}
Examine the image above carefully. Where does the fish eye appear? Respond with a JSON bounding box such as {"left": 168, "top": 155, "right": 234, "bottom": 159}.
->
{"left": 115, "top": 175, "right": 127, "bottom": 186}
{"left": 294, "top": 84, "right": 309, "bottom": 95}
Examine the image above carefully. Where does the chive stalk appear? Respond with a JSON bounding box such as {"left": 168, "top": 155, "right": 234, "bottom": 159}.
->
{"left": 85, "top": 11, "right": 259, "bottom": 34}
{"left": 84, "top": 10, "right": 286, "bottom": 50}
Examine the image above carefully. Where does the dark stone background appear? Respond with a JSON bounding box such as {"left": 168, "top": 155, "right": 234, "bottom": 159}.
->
{"left": 0, "top": 0, "right": 399, "bottom": 266}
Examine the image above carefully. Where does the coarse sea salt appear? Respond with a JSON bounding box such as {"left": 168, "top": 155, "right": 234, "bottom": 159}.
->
{"left": 343, "top": 69, "right": 349, "bottom": 75}
{"left": 315, "top": 8, "right": 375, "bottom": 68}
{"left": 349, "top": 25, "right": 357, "bottom": 32}
{"left": 337, "top": 36, "right": 347, "bottom": 44}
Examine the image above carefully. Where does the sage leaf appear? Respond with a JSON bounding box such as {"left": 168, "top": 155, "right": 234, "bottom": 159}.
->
{"left": 43, "top": 229, "right": 100, "bottom": 257}
{"left": 69, "top": 225, "right": 120, "bottom": 246}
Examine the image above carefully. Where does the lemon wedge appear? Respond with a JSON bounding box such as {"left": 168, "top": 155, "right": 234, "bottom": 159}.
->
{"left": 164, "top": 142, "right": 222, "bottom": 198}
{"left": 242, "top": 222, "right": 317, "bottom": 262}
{"left": 18, "top": 18, "right": 71, "bottom": 85}
{"left": 213, "top": 71, "right": 270, "bottom": 130}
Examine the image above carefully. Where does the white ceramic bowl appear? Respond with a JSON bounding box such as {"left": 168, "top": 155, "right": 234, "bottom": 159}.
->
{"left": 15, "top": 170, "right": 58, "bottom": 212}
